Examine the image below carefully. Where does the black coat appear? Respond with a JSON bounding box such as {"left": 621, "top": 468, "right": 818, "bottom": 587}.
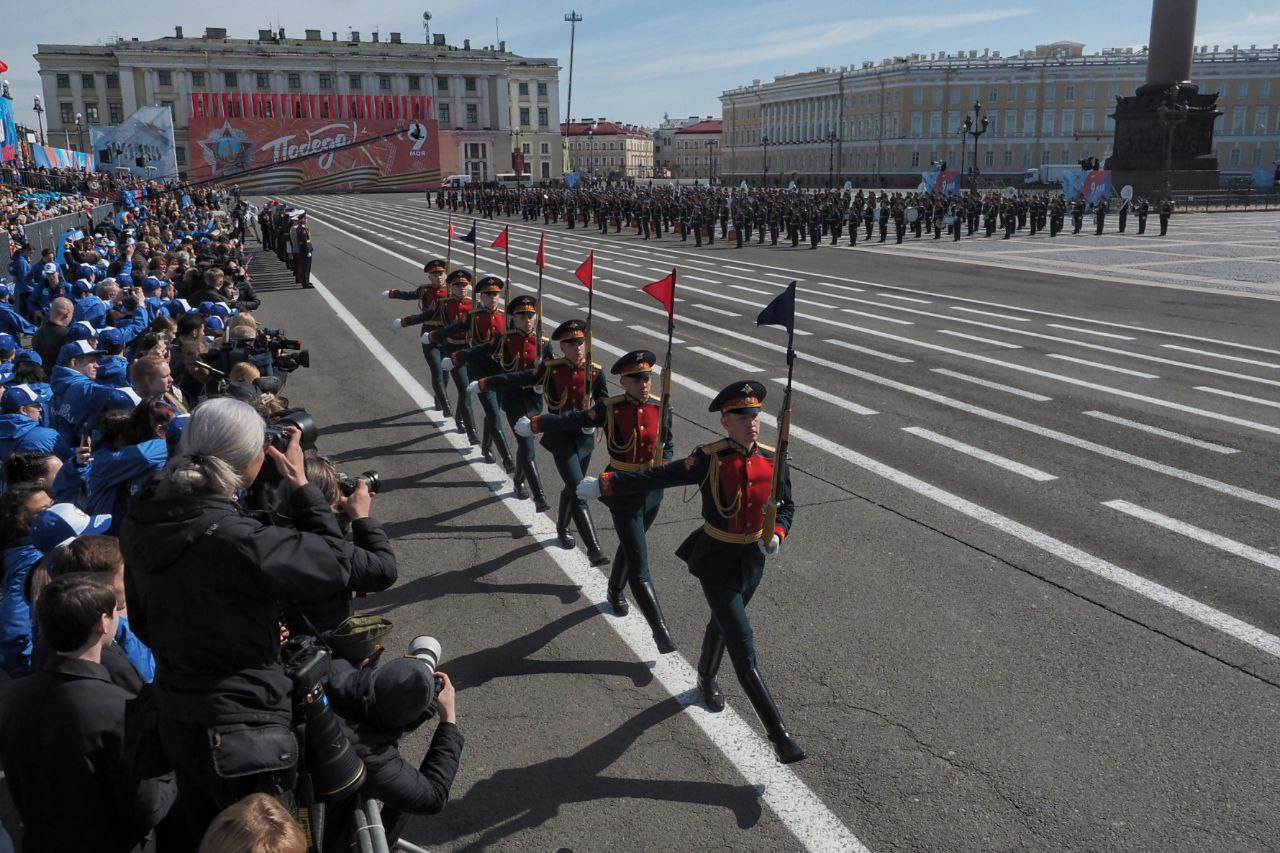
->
{"left": 0, "top": 656, "right": 176, "bottom": 852}
{"left": 121, "top": 482, "right": 396, "bottom": 728}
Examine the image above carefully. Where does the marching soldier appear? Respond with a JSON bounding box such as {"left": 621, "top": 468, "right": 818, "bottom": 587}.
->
{"left": 1158, "top": 198, "right": 1174, "bottom": 236}
{"left": 1136, "top": 196, "right": 1150, "bottom": 235}
{"left": 516, "top": 350, "right": 676, "bottom": 654}
{"left": 1071, "top": 198, "right": 1085, "bottom": 235}
{"left": 1117, "top": 195, "right": 1129, "bottom": 233}
{"left": 387, "top": 257, "right": 452, "bottom": 416}
{"left": 1093, "top": 196, "right": 1108, "bottom": 235}
{"left": 484, "top": 319, "right": 611, "bottom": 565}
{"left": 436, "top": 270, "right": 477, "bottom": 442}
{"left": 578, "top": 380, "right": 804, "bottom": 764}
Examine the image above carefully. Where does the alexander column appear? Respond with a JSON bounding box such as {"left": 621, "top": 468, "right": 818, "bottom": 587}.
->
{"left": 1105, "top": 0, "right": 1221, "bottom": 197}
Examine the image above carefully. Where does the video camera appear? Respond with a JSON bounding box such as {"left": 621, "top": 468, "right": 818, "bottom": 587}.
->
{"left": 283, "top": 637, "right": 366, "bottom": 803}
{"left": 261, "top": 327, "right": 311, "bottom": 373}
{"left": 264, "top": 408, "right": 319, "bottom": 453}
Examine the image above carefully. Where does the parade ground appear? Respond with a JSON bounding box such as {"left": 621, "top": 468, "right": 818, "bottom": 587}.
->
{"left": 252, "top": 196, "right": 1280, "bottom": 851}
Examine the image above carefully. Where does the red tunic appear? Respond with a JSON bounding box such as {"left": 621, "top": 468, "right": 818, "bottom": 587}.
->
{"left": 544, "top": 359, "right": 598, "bottom": 413}
{"left": 712, "top": 444, "right": 776, "bottom": 538}
{"left": 467, "top": 309, "right": 506, "bottom": 344}
{"left": 604, "top": 395, "right": 663, "bottom": 469}
{"left": 442, "top": 298, "right": 473, "bottom": 346}
{"left": 499, "top": 331, "right": 541, "bottom": 371}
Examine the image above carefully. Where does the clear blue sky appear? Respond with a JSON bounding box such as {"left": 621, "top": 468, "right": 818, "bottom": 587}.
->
{"left": 3, "top": 1, "right": 1278, "bottom": 132}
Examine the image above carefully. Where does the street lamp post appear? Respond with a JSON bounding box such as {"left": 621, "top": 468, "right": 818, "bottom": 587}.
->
{"left": 586, "top": 121, "right": 596, "bottom": 182}
{"left": 32, "top": 96, "right": 45, "bottom": 145}
{"left": 563, "top": 10, "right": 583, "bottom": 173}
{"left": 761, "top": 134, "right": 770, "bottom": 187}
{"left": 960, "top": 100, "right": 989, "bottom": 193}
{"left": 825, "top": 130, "right": 838, "bottom": 189}
{"left": 510, "top": 128, "right": 523, "bottom": 179}
{"left": 705, "top": 139, "right": 717, "bottom": 184}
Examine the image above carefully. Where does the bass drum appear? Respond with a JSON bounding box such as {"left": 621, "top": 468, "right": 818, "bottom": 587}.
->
{"left": 905, "top": 206, "right": 919, "bottom": 223}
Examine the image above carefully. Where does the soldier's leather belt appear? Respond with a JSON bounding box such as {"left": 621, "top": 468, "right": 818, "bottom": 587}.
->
{"left": 608, "top": 458, "right": 657, "bottom": 473}
{"left": 702, "top": 523, "right": 765, "bottom": 544}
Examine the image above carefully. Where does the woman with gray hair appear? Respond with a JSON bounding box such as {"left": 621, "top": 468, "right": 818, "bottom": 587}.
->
{"left": 120, "top": 397, "right": 397, "bottom": 844}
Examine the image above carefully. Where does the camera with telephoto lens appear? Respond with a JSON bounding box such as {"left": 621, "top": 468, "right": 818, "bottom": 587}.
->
{"left": 283, "top": 637, "right": 366, "bottom": 803}
{"left": 408, "top": 635, "right": 445, "bottom": 719}
{"left": 264, "top": 408, "right": 319, "bottom": 453}
{"left": 338, "top": 470, "right": 380, "bottom": 497}
{"left": 261, "top": 326, "right": 310, "bottom": 373}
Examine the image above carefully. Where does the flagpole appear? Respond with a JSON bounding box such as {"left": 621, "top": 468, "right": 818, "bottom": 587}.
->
{"left": 583, "top": 251, "right": 594, "bottom": 405}
{"left": 763, "top": 283, "right": 797, "bottom": 542}
{"left": 535, "top": 232, "right": 545, "bottom": 346}
{"left": 447, "top": 214, "right": 453, "bottom": 270}
{"left": 470, "top": 219, "right": 478, "bottom": 277}
{"left": 653, "top": 266, "right": 676, "bottom": 464}
{"left": 503, "top": 232, "right": 511, "bottom": 308}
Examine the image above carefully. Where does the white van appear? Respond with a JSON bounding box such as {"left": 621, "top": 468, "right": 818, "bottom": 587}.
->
{"left": 444, "top": 174, "right": 472, "bottom": 188}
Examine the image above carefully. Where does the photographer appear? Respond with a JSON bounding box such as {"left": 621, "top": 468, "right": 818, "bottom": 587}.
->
{"left": 120, "top": 397, "right": 397, "bottom": 843}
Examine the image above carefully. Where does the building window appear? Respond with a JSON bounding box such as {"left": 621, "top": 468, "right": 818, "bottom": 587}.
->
{"left": 256, "top": 73, "right": 269, "bottom": 89}
{"left": 85, "top": 103, "right": 99, "bottom": 123}
{"left": 932, "top": 87, "right": 943, "bottom": 105}
{"left": 1082, "top": 110, "right": 1095, "bottom": 131}
{"left": 985, "top": 149, "right": 994, "bottom": 167}
{"left": 160, "top": 100, "right": 173, "bottom": 116}
{"left": 1065, "top": 85, "right": 1075, "bottom": 102}
{"left": 537, "top": 82, "right": 547, "bottom": 97}
{"left": 408, "top": 74, "right": 420, "bottom": 91}
{"left": 542, "top": 161, "right": 551, "bottom": 179}
{"left": 379, "top": 75, "right": 391, "bottom": 91}
{"left": 175, "top": 146, "right": 186, "bottom": 165}
{"left": 56, "top": 74, "right": 70, "bottom": 89}
{"left": 910, "top": 151, "right": 920, "bottom": 167}
{"left": 951, "top": 87, "right": 964, "bottom": 104}
{"left": 910, "top": 112, "right": 922, "bottom": 137}
{"left": 1232, "top": 107, "right": 1246, "bottom": 132}
{"left": 540, "top": 142, "right": 550, "bottom": 155}
{"left": 80, "top": 74, "right": 95, "bottom": 89}
{"left": 465, "top": 77, "right": 476, "bottom": 92}
{"left": 222, "top": 71, "right": 236, "bottom": 88}
{"left": 1107, "top": 83, "right": 1119, "bottom": 98}
{"left": 1229, "top": 146, "right": 1241, "bottom": 166}
{"left": 1062, "top": 110, "right": 1075, "bottom": 134}
{"left": 1042, "top": 110, "right": 1055, "bottom": 134}
{"left": 190, "top": 71, "right": 204, "bottom": 87}
{"left": 1236, "top": 82, "right": 1248, "bottom": 99}
{"left": 59, "top": 103, "right": 73, "bottom": 124}
{"left": 288, "top": 73, "right": 302, "bottom": 90}
{"left": 438, "top": 103, "right": 450, "bottom": 124}
{"left": 438, "top": 77, "right": 449, "bottom": 92}
{"left": 1262, "top": 81, "right": 1271, "bottom": 99}
{"left": 1004, "top": 149, "right": 1013, "bottom": 166}
{"left": 1258, "top": 108, "right": 1270, "bottom": 135}
{"left": 522, "top": 142, "right": 531, "bottom": 154}
{"left": 989, "top": 87, "right": 999, "bottom": 102}
{"left": 1024, "top": 110, "right": 1036, "bottom": 134}
{"left": 349, "top": 75, "right": 362, "bottom": 90}
{"left": 319, "top": 73, "right": 333, "bottom": 90}
{"left": 1253, "top": 146, "right": 1262, "bottom": 166}
{"left": 465, "top": 103, "right": 478, "bottom": 125}
{"left": 1005, "top": 109, "right": 1018, "bottom": 136}
{"left": 1025, "top": 86, "right": 1036, "bottom": 102}
{"left": 519, "top": 107, "right": 530, "bottom": 126}
{"left": 930, "top": 111, "right": 942, "bottom": 137}
{"left": 106, "top": 73, "right": 119, "bottom": 90}
{"left": 538, "top": 107, "right": 549, "bottom": 127}
{"left": 109, "top": 103, "right": 123, "bottom": 124}
{"left": 1044, "top": 86, "right": 1056, "bottom": 102}
{"left": 518, "top": 81, "right": 529, "bottom": 96}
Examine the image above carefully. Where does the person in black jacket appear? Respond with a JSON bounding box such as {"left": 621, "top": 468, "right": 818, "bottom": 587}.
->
{"left": 0, "top": 573, "right": 177, "bottom": 852}
{"left": 120, "top": 396, "right": 396, "bottom": 844}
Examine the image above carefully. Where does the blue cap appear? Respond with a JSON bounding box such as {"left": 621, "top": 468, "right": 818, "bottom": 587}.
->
{"left": 166, "top": 413, "right": 190, "bottom": 441}
{"left": 209, "top": 302, "right": 233, "bottom": 318}
{"left": 57, "top": 340, "right": 104, "bottom": 365}
{"left": 204, "top": 316, "right": 226, "bottom": 333}
{"left": 0, "top": 334, "right": 15, "bottom": 354}
{"left": 142, "top": 276, "right": 164, "bottom": 293}
{"left": 0, "top": 284, "right": 11, "bottom": 298}
{"left": 14, "top": 350, "right": 42, "bottom": 366}
{"left": 66, "top": 321, "right": 99, "bottom": 342}
{"left": 98, "top": 327, "right": 127, "bottom": 349}
{"left": 73, "top": 278, "right": 95, "bottom": 294}
{"left": 0, "top": 383, "right": 41, "bottom": 412}
{"left": 198, "top": 301, "right": 216, "bottom": 315}
{"left": 30, "top": 504, "right": 113, "bottom": 553}
{"left": 78, "top": 264, "right": 96, "bottom": 279}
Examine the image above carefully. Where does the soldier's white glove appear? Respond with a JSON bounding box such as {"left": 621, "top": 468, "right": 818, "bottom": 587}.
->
{"left": 514, "top": 416, "right": 534, "bottom": 437}
{"left": 420, "top": 331, "right": 433, "bottom": 344}
{"left": 441, "top": 357, "right": 454, "bottom": 372}
{"left": 391, "top": 317, "right": 404, "bottom": 329}
{"left": 380, "top": 290, "right": 392, "bottom": 298}
{"left": 757, "top": 535, "right": 781, "bottom": 557}
{"left": 467, "top": 380, "right": 480, "bottom": 395}
{"left": 576, "top": 476, "right": 601, "bottom": 500}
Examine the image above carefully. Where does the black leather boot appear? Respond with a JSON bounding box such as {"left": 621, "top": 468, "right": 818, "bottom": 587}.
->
{"left": 571, "top": 502, "right": 611, "bottom": 567}
{"left": 525, "top": 458, "right": 550, "bottom": 512}
{"left": 605, "top": 550, "right": 630, "bottom": 616}
{"left": 738, "top": 667, "right": 806, "bottom": 764}
{"left": 556, "top": 491, "right": 575, "bottom": 549}
{"left": 480, "top": 422, "right": 495, "bottom": 464}
{"left": 512, "top": 465, "right": 529, "bottom": 500}
{"left": 492, "top": 425, "right": 515, "bottom": 474}
{"left": 631, "top": 579, "right": 676, "bottom": 654}
{"left": 696, "top": 625, "right": 725, "bottom": 711}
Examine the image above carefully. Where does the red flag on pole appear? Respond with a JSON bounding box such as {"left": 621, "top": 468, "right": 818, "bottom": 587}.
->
{"left": 448, "top": 215, "right": 455, "bottom": 238}
{"left": 574, "top": 252, "right": 594, "bottom": 291}
{"left": 489, "top": 227, "right": 509, "bottom": 250}
{"left": 642, "top": 269, "right": 677, "bottom": 318}
{"left": 536, "top": 233, "right": 546, "bottom": 269}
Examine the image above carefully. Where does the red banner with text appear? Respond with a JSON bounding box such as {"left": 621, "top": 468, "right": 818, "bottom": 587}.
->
{"left": 187, "top": 109, "right": 441, "bottom": 192}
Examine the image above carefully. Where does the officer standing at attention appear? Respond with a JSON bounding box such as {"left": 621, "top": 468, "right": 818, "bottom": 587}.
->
{"left": 1093, "top": 196, "right": 1108, "bottom": 236}
{"left": 1135, "top": 196, "right": 1150, "bottom": 235}
{"left": 1158, "top": 198, "right": 1174, "bottom": 236}
{"left": 577, "top": 380, "right": 804, "bottom": 764}
{"left": 387, "top": 258, "right": 452, "bottom": 417}
{"left": 1117, "top": 194, "right": 1130, "bottom": 233}
{"left": 484, "top": 319, "right": 610, "bottom": 566}
{"left": 515, "top": 350, "right": 676, "bottom": 654}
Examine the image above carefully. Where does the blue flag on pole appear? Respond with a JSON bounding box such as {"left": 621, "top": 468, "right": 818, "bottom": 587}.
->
{"left": 756, "top": 280, "right": 797, "bottom": 337}
{"left": 459, "top": 221, "right": 477, "bottom": 244}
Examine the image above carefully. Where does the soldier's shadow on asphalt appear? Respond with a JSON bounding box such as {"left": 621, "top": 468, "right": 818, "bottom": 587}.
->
{"left": 380, "top": 492, "right": 528, "bottom": 539}
{"left": 362, "top": 540, "right": 582, "bottom": 609}
{"left": 408, "top": 696, "right": 764, "bottom": 850}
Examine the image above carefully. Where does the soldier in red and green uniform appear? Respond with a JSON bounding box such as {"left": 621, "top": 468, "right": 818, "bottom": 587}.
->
{"left": 385, "top": 257, "right": 451, "bottom": 416}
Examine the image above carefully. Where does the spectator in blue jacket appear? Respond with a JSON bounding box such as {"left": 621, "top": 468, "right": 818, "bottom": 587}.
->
{"left": 0, "top": 283, "right": 37, "bottom": 338}
{"left": 95, "top": 328, "right": 131, "bottom": 389}
{"left": 6, "top": 244, "right": 34, "bottom": 315}
{"left": 51, "top": 340, "right": 128, "bottom": 447}
{"left": 0, "top": 485, "right": 58, "bottom": 675}
{"left": 85, "top": 402, "right": 171, "bottom": 535}
{"left": 0, "top": 384, "right": 72, "bottom": 474}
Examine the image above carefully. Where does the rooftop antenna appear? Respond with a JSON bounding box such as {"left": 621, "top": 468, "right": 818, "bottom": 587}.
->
{"left": 495, "top": 17, "right": 500, "bottom": 46}
{"left": 422, "top": 11, "right": 432, "bottom": 44}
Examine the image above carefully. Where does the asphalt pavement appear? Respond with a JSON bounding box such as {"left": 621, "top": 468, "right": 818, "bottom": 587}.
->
{"left": 248, "top": 194, "right": 1280, "bottom": 852}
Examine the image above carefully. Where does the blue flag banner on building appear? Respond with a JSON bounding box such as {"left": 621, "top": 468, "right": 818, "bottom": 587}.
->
{"left": 757, "top": 281, "right": 798, "bottom": 350}
{"left": 459, "top": 221, "right": 477, "bottom": 244}
{"left": 89, "top": 106, "right": 178, "bottom": 180}
{"left": 0, "top": 96, "right": 18, "bottom": 162}
{"left": 31, "top": 145, "right": 95, "bottom": 170}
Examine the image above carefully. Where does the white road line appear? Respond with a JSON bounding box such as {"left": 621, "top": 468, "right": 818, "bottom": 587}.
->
{"left": 902, "top": 427, "right": 1057, "bottom": 482}
{"left": 648, "top": 266, "right": 674, "bottom": 274}
{"left": 629, "top": 324, "right": 685, "bottom": 345}
{"left": 685, "top": 275, "right": 723, "bottom": 284}
{"left": 876, "top": 293, "right": 931, "bottom": 304}
{"left": 301, "top": 274, "right": 866, "bottom": 853}
{"left": 541, "top": 293, "right": 579, "bottom": 306}
{"left": 1045, "top": 354, "right": 1159, "bottom": 379}
{"left": 694, "top": 303, "right": 740, "bottom": 317}
{"left": 817, "top": 282, "right": 864, "bottom": 292}
{"left": 1104, "top": 500, "right": 1280, "bottom": 573}
{"left": 592, "top": 309, "right": 623, "bottom": 322}
{"left": 731, "top": 284, "right": 773, "bottom": 295}
{"left": 825, "top": 339, "right": 913, "bottom": 363}
{"left": 687, "top": 346, "right": 763, "bottom": 372}
{"left": 611, "top": 259, "right": 643, "bottom": 268}
{"left": 930, "top": 369, "right": 1052, "bottom": 401}
{"left": 764, "top": 272, "right": 793, "bottom": 279}
{"left": 304, "top": 204, "right": 1280, "bottom": 677}
{"left": 723, "top": 266, "right": 755, "bottom": 273}
{"left": 1195, "top": 386, "right": 1280, "bottom": 410}
{"left": 1046, "top": 324, "right": 1136, "bottom": 340}
{"left": 1082, "top": 411, "right": 1239, "bottom": 455}
{"left": 842, "top": 308, "right": 915, "bottom": 326}
{"left": 950, "top": 306, "right": 1031, "bottom": 322}
{"left": 1162, "top": 345, "right": 1280, "bottom": 368}
{"left": 777, "top": 377, "right": 878, "bottom": 416}
{"left": 937, "top": 330, "right": 1022, "bottom": 349}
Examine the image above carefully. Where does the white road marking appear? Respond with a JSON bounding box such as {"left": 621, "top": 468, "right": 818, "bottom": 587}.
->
{"left": 777, "top": 377, "right": 878, "bottom": 416}
{"left": 1162, "top": 345, "right": 1280, "bottom": 368}
{"left": 694, "top": 303, "right": 741, "bottom": 317}
{"left": 875, "top": 293, "right": 931, "bottom": 304}
{"left": 629, "top": 324, "right": 685, "bottom": 345}
{"left": 950, "top": 306, "right": 1031, "bottom": 322}
{"left": 841, "top": 308, "right": 915, "bottom": 326}
{"left": 1195, "top": 386, "right": 1280, "bottom": 410}
{"left": 687, "top": 346, "right": 763, "bottom": 372}
{"left": 592, "top": 309, "right": 623, "bottom": 322}
{"left": 938, "top": 330, "right": 1023, "bottom": 349}
{"left": 825, "top": 339, "right": 914, "bottom": 363}
{"left": 930, "top": 369, "right": 1052, "bottom": 401}
{"left": 1082, "top": 412, "right": 1239, "bottom": 455}
{"left": 1045, "top": 354, "right": 1159, "bottom": 379}
{"left": 684, "top": 275, "right": 723, "bottom": 284}
{"left": 541, "top": 293, "right": 579, "bottom": 306}
{"left": 1103, "top": 500, "right": 1280, "bottom": 573}
{"left": 1046, "top": 324, "right": 1136, "bottom": 340}
{"left": 723, "top": 266, "right": 755, "bottom": 273}
{"left": 903, "top": 427, "right": 1057, "bottom": 481}
{"left": 731, "top": 284, "right": 773, "bottom": 295}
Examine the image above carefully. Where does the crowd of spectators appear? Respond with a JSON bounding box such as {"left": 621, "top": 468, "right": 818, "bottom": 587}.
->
{"left": 0, "top": 183, "right": 462, "bottom": 851}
